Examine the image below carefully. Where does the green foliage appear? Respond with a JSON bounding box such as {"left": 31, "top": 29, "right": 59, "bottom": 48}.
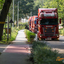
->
{"left": 1, "top": 27, "right": 19, "bottom": 44}
{"left": 31, "top": 41, "right": 63, "bottom": 64}
{"left": 9, "top": 0, "right": 34, "bottom": 20}
{"left": 0, "top": 0, "right": 5, "bottom": 11}
{"left": 43, "top": 0, "right": 64, "bottom": 23}
{"left": 19, "top": 22, "right": 29, "bottom": 29}
{"left": 33, "top": 0, "right": 64, "bottom": 24}
{"left": 1, "top": 0, "right": 64, "bottom": 25}
{"left": 24, "top": 29, "right": 35, "bottom": 43}
{"left": 1, "top": 22, "right": 29, "bottom": 44}
{"left": 59, "top": 28, "right": 64, "bottom": 35}
{"left": 10, "top": 28, "right": 19, "bottom": 41}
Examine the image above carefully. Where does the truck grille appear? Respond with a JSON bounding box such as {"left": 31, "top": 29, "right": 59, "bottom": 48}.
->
{"left": 44, "top": 28, "right": 54, "bottom": 36}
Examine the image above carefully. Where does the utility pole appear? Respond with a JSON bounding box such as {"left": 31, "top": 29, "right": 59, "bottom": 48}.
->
{"left": 31, "top": 11, "right": 32, "bottom": 16}
{"left": 17, "top": 1, "right": 20, "bottom": 27}
{"left": 7, "top": 16, "right": 9, "bottom": 42}
{"left": 13, "top": 0, "right": 14, "bottom": 27}
{"left": 63, "top": 21, "right": 64, "bottom": 36}
{"left": 30, "top": 9, "right": 32, "bottom": 16}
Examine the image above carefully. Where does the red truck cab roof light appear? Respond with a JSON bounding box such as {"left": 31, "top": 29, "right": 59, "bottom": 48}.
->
{"left": 39, "top": 11, "right": 57, "bottom": 18}
{"left": 44, "top": 12, "right": 55, "bottom": 17}
{"left": 44, "top": 13, "right": 55, "bottom": 17}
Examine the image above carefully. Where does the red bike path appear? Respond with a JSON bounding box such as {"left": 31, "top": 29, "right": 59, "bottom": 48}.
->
{"left": 0, "top": 30, "right": 32, "bottom": 64}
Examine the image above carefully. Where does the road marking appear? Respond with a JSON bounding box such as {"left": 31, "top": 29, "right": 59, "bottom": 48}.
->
{"left": 3, "top": 44, "right": 31, "bottom": 54}
{"left": 3, "top": 44, "right": 11, "bottom": 52}
{"left": 62, "top": 42, "right": 64, "bottom": 43}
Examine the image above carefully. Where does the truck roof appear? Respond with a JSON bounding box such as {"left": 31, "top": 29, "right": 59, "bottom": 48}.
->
{"left": 38, "top": 8, "right": 57, "bottom": 13}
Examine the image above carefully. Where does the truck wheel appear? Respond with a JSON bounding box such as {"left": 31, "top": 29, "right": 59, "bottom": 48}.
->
{"left": 37, "top": 37, "right": 41, "bottom": 41}
{"left": 37, "top": 38, "right": 39, "bottom": 40}
{"left": 42, "top": 38, "right": 45, "bottom": 40}
{"left": 52, "top": 38, "right": 59, "bottom": 41}
{"left": 56, "top": 38, "right": 59, "bottom": 41}
{"left": 37, "top": 36, "right": 39, "bottom": 41}
{"left": 52, "top": 38, "right": 55, "bottom": 40}
{"left": 37, "top": 32, "right": 39, "bottom": 41}
{"left": 37, "top": 35, "right": 41, "bottom": 41}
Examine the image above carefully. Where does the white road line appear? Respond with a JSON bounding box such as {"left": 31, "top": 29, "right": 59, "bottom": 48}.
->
{"left": 62, "top": 42, "right": 64, "bottom": 43}
{"left": 2, "top": 44, "right": 11, "bottom": 53}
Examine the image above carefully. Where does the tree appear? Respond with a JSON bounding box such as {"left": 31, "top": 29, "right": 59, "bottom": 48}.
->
{"left": 0, "top": 0, "right": 5, "bottom": 10}
{"left": 0, "top": 0, "right": 12, "bottom": 40}
{"left": 13, "top": 0, "right": 34, "bottom": 20}
{"left": 32, "top": 0, "right": 45, "bottom": 15}
{"left": 43, "top": 0, "right": 64, "bottom": 22}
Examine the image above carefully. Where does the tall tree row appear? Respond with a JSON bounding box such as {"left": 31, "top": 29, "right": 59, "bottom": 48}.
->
{"left": 33, "top": 0, "right": 64, "bottom": 23}
{"left": 0, "top": 0, "right": 5, "bottom": 11}
{"left": 10, "top": 0, "right": 34, "bottom": 20}
{"left": 43, "top": 0, "right": 64, "bottom": 22}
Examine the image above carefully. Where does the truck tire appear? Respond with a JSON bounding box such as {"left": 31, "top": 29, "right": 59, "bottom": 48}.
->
{"left": 52, "top": 38, "right": 59, "bottom": 41}
{"left": 37, "top": 35, "right": 39, "bottom": 41}
{"left": 37, "top": 37, "right": 41, "bottom": 41}
{"left": 56, "top": 38, "right": 59, "bottom": 41}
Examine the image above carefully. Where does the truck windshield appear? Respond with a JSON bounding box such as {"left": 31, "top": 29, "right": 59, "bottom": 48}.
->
{"left": 40, "top": 19, "right": 58, "bottom": 25}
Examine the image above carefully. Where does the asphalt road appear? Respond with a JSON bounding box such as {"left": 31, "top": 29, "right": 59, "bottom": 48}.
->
{"left": 0, "top": 44, "right": 8, "bottom": 53}
{"left": 46, "top": 35, "right": 64, "bottom": 57}
{"left": 34, "top": 35, "right": 64, "bottom": 57}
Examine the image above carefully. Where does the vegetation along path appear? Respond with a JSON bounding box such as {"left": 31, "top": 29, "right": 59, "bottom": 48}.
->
{"left": 0, "top": 29, "right": 31, "bottom": 64}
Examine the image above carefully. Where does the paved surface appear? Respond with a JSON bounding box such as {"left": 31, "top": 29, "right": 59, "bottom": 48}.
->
{"left": 0, "top": 30, "right": 31, "bottom": 64}
{"left": 0, "top": 44, "right": 8, "bottom": 53}
{"left": 46, "top": 35, "right": 64, "bottom": 57}
{"left": 35, "top": 34, "right": 64, "bottom": 57}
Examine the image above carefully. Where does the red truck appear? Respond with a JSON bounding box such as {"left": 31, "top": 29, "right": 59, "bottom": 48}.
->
{"left": 31, "top": 16, "right": 38, "bottom": 33}
{"left": 37, "top": 8, "right": 61, "bottom": 40}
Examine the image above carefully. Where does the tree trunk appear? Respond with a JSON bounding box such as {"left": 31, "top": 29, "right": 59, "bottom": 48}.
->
{"left": 0, "top": 0, "right": 12, "bottom": 40}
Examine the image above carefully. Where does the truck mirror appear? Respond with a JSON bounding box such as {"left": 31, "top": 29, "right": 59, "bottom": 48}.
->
{"left": 59, "top": 18, "right": 61, "bottom": 24}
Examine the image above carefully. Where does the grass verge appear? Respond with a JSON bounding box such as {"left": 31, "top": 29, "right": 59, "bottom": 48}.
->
{"left": 0, "top": 27, "right": 19, "bottom": 44}
{"left": 30, "top": 41, "right": 63, "bottom": 64}
{"left": 59, "top": 28, "right": 64, "bottom": 36}
{"left": 24, "top": 29, "right": 35, "bottom": 44}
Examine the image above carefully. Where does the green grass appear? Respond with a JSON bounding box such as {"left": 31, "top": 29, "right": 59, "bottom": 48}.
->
{"left": 31, "top": 41, "right": 63, "bottom": 64}
{"left": 19, "top": 22, "right": 29, "bottom": 29}
{"left": 10, "top": 27, "right": 19, "bottom": 41}
{"left": 0, "top": 27, "right": 19, "bottom": 44}
{"left": 24, "top": 29, "right": 35, "bottom": 43}
{"left": 1, "top": 22, "right": 29, "bottom": 44}
{"left": 59, "top": 28, "right": 64, "bottom": 35}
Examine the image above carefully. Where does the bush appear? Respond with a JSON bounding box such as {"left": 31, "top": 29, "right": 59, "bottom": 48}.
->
{"left": 24, "top": 29, "right": 35, "bottom": 43}
{"left": 19, "top": 22, "right": 29, "bottom": 29}
{"left": 31, "top": 41, "right": 63, "bottom": 64}
{"left": 59, "top": 28, "right": 64, "bottom": 35}
{"left": 1, "top": 27, "right": 19, "bottom": 44}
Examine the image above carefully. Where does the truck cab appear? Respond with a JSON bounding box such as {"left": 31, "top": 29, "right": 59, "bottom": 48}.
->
{"left": 37, "top": 8, "right": 61, "bottom": 40}
{"left": 32, "top": 16, "right": 38, "bottom": 33}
